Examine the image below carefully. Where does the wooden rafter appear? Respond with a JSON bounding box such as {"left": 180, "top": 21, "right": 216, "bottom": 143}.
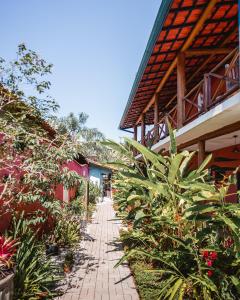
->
{"left": 136, "top": 0, "right": 218, "bottom": 125}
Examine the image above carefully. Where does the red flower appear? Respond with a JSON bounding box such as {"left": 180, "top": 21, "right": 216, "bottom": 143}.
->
{"left": 207, "top": 270, "right": 213, "bottom": 277}
{"left": 0, "top": 236, "right": 17, "bottom": 267}
{"left": 202, "top": 250, "right": 209, "bottom": 258}
{"left": 207, "top": 260, "right": 213, "bottom": 267}
{"left": 210, "top": 251, "right": 217, "bottom": 260}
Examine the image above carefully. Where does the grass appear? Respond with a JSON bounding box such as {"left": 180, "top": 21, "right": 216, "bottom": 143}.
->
{"left": 131, "top": 261, "right": 162, "bottom": 300}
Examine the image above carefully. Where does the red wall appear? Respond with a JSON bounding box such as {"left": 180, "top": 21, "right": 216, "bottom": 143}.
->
{"left": 55, "top": 161, "right": 89, "bottom": 202}
{"left": 0, "top": 160, "right": 89, "bottom": 233}
{"left": 189, "top": 144, "right": 240, "bottom": 203}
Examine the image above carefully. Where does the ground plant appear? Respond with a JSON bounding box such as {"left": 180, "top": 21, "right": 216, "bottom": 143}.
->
{"left": 105, "top": 123, "right": 240, "bottom": 300}
{"left": 11, "top": 217, "right": 61, "bottom": 299}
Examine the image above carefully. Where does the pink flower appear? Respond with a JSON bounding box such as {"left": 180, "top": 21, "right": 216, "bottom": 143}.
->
{"left": 207, "top": 260, "right": 213, "bottom": 267}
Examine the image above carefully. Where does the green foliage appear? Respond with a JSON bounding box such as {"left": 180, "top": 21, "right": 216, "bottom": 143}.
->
{"left": 68, "top": 196, "right": 85, "bottom": 216}
{"left": 11, "top": 217, "right": 61, "bottom": 299}
{"left": 0, "top": 43, "right": 58, "bottom": 118}
{"left": 77, "top": 180, "right": 101, "bottom": 205}
{"left": 107, "top": 123, "right": 240, "bottom": 299}
{"left": 89, "top": 181, "right": 101, "bottom": 204}
{"left": 53, "top": 213, "right": 80, "bottom": 247}
{"left": 131, "top": 262, "right": 163, "bottom": 300}
{"left": 53, "top": 112, "right": 118, "bottom": 162}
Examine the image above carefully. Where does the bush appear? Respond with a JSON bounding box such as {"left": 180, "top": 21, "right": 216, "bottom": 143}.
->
{"left": 106, "top": 122, "right": 240, "bottom": 299}
{"left": 68, "top": 196, "right": 85, "bottom": 216}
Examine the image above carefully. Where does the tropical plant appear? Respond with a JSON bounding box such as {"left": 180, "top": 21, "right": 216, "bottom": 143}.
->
{"left": 53, "top": 213, "right": 80, "bottom": 247}
{"left": 0, "top": 236, "right": 17, "bottom": 279}
{"left": 105, "top": 122, "right": 240, "bottom": 299}
{"left": 11, "top": 217, "right": 61, "bottom": 299}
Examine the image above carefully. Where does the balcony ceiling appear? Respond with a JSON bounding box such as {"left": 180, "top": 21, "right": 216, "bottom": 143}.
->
{"left": 120, "top": 0, "right": 239, "bottom": 129}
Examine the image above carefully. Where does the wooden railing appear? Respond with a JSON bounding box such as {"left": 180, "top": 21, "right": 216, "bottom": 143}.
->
{"left": 143, "top": 50, "right": 239, "bottom": 148}
{"left": 143, "top": 105, "right": 178, "bottom": 148}
{"left": 183, "top": 50, "right": 239, "bottom": 124}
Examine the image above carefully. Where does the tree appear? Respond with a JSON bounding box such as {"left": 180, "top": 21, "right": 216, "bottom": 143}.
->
{"left": 0, "top": 43, "right": 59, "bottom": 118}
{"left": 53, "top": 112, "right": 115, "bottom": 162}
{"left": 0, "top": 44, "right": 82, "bottom": 231}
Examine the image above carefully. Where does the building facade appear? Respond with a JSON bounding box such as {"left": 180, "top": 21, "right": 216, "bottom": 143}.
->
{"left": 120, "top": 0, "right": 240, "bottom": 202}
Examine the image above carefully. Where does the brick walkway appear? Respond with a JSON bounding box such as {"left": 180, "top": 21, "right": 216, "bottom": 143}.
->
{"left": 59, "top": 198, "right": 139, "bottom": 300}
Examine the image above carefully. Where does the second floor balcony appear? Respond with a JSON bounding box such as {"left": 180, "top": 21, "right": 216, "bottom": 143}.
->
{"left": 142, "top": 49, "right": 240, "bottom": 149}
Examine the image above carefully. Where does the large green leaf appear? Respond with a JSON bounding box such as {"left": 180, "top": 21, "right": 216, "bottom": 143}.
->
{"left": 168, "top": 154, "right": 184, "bottom": 184}
{"left": 124, "top": 137, "right": 167, "bottom": 169}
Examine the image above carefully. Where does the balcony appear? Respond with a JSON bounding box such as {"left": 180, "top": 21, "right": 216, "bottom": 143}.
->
{"left": 143, "top": 50, "right": 240, "bottom": 149}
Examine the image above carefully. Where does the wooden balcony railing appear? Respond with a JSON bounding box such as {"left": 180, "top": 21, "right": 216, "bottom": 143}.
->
{"left": 143, "top": 50, "right": 240, "bottom": 148}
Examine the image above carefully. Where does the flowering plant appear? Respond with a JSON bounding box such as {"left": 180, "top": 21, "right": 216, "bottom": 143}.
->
{"left": 0, "top": 236, "right": 18, "bottom": 279}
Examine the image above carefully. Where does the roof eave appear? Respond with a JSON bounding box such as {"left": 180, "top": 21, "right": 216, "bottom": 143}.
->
{"left": 119, "top": 0, "right": 173, "bottom": 130}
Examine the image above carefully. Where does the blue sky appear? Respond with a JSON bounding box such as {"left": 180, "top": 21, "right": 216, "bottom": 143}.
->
{"left": 0, "top": 0, "right": 160, "bottom": 140}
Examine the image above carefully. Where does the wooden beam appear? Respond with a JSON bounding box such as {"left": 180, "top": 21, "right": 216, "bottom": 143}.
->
{"left": 133, "top": 125, "right": 138, "bottom": 141}
{"left": 136, "top": 0, "right": 218, "bottom": 125}
{"left": 141, "top": 114, "right": 146, "bottom": 145}
{"left": 185, "top": 48, "right": 231, "bottom": 56}
{"left": 154, "top": 94, "right": 159, "bottom": 134}
{"left": 198, "top": 140, "right": 205, "bottom": 166}
{"left": 179, "top": 121, "right": 240, "bottom": 150}
{"left": 177, "top": 52, "right": 185, "bottom": 128}
{"left": 163, "top": 30, "right": 238, "bottom": 113}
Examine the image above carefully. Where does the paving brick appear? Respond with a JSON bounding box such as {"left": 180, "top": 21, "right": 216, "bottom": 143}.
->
{"left": 58, "top": 198, "right": 139, "bottom": 300}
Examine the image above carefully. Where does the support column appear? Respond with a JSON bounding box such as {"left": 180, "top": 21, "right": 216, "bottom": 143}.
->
{"left": 133, "top": 125, "right": 138, "bottom": 141}
{"left": 198, "top": 140, "right": 205, "bottom": 166}
{"left": 177, "top": 52, "right": 186, "bottom": 128}
{"left": 154, "top": 94, "right": 159, "bottom": 138}
{"left": 141, "top": 114, "right": 146, "bottom": 145}
{"left": 85, "top": 179, "right": 89, "bottom": 219}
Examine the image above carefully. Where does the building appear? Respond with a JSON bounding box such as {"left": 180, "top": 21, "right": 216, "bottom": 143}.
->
{"left": 88, "top": 160, "right": 112, "bottom": 197}
{"left": 119, "top": 1, "right": 239, "bottom": 201}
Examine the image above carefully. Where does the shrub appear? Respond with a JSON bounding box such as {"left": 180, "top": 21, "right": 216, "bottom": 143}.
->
{"left": 53, "top": 214, "right": 80, "bottom": 247}
{"left": 68, "top": 196, "right": 85, "bottom": 216}
{"left": 105, "top": 122, "right": 240, "bottom": 299}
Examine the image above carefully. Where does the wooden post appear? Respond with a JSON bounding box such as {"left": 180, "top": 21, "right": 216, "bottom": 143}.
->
{"left": 198, "top": 140, "right": 205, "bottom": 166}
{"left": 154, "top": 94, "right": 159, "bottom": 138}
{"left": 177, "top": 52, "right": 185, "bottom": 128}
{"left": 85, "top": 179, "right": 89, "bottom": 218}
{"left": 203, "top": 74, "right": 211, "bottom": 111}
{"left": 133, "top": 125, "right": 138, "bottom": 141}
{"left": 141, "top": 114, "right": 146, "bottom": 145}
